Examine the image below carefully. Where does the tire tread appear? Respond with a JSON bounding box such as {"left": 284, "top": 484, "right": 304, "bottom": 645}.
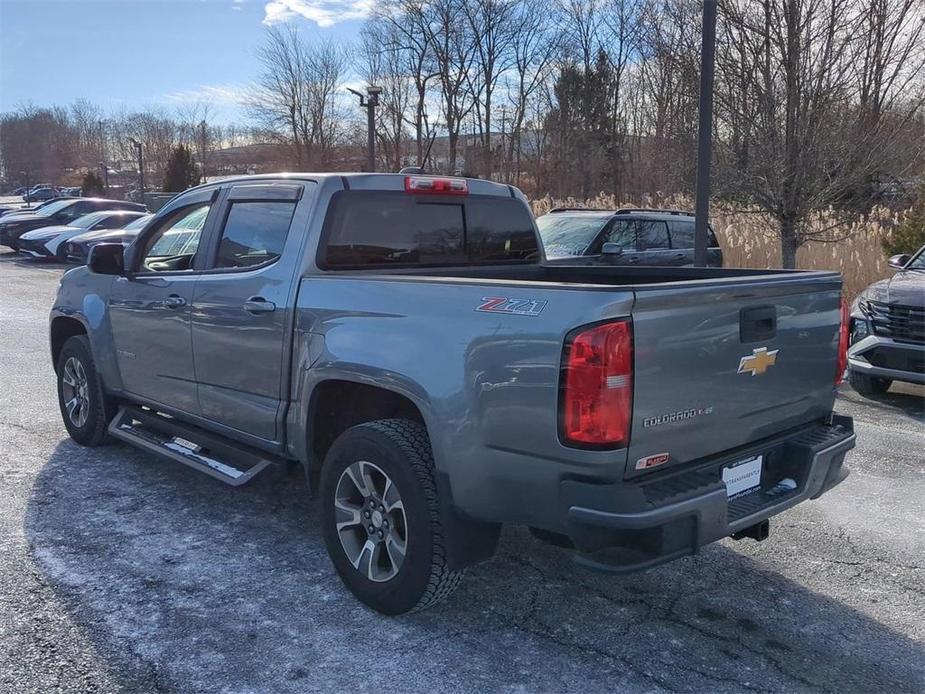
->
{"left": 358, "top": 419, "right": 463, "bottom": 612}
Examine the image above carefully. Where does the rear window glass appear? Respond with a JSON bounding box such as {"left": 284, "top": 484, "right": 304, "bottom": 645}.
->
{"left": 321, "top": 191, "right": 538, "bottom": 268}
{"left": 668, "top": 220, "right": 719, "bottom": 248}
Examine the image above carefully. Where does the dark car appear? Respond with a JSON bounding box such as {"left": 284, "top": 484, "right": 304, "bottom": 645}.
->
{"left": 60, "top": 213, "right": 153, "bottom": 263}
{"left": 535, "top": 208, "right": 723, "bottom": 267}
{"left": 18, "top": 210, "right": 149, "bottom": 259}
{"left": 0, "top": 198, "right": 146, "bottom": 251}
{"left": 24, "top": 186, "right": 59, "bottom": 202}
{"left": 847, "top": 245, "right": 924, "bottom": 395}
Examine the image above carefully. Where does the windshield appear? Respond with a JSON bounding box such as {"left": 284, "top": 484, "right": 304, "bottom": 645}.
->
{"left": 907, "top": 251, "right": 925, "bottom": 270}
{"left": 535, "top": 214, "right": 610, "bottom": 258}
{"left": 122, "top": 214, "right": 152, "bottom": 231}
{"left": 35, "top": 199, "right": 74, "bottom": 217}
{"left": 71, "top": 212, "right": 109, "bottom": 229}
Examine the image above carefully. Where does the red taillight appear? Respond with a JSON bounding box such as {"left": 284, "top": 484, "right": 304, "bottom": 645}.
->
{"left": 560, "top": 320, "right": 633, "bottom": 448}
{"left": 404, "top": 175, "right": 468, "bottom": 195}
{"left": 835, "top": 298, "right": 849, "bottom": 385}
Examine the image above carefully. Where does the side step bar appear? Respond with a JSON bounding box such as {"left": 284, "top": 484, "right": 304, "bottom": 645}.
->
{"left": 108, "top": 405, "right": 277, "bottom": 486}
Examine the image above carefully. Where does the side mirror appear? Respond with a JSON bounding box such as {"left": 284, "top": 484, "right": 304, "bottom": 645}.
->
{"left": 88, "top": 243, "right": 125, "bottom": 275}
{"left": 601, "top": 242, "right": 624, "bottom": 256}
{"left": 887, "top": 253, "right": 910, "bottom": 270}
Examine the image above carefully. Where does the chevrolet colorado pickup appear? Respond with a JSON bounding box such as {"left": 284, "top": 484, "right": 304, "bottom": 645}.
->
{"left": 50, "top": 174, "right": 856, "bottom": 614}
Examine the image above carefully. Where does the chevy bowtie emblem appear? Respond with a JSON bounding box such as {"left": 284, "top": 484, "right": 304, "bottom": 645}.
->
{"left": 737, "top": 347, "right": 779, "bottom": 376}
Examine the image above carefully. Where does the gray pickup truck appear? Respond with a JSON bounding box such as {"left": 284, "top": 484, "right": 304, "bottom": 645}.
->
{"left": 50, "top": 174, "right": 856, "bottom": 614}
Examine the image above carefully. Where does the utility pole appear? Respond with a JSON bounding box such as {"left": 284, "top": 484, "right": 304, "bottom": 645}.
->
{"left": 19, "top": 170, "right": 31, "bottom": 208}
{"left": 98, "top": 120, "right": 109, "bottom": 193}
{"left": 693, "top": 0, "right": 717, "bottom": 267}
{"left": 129, "top": 138, "right": 144, "bottom": 204}
{"left": 348, "top": 86, "right": 382, "bottom": 172}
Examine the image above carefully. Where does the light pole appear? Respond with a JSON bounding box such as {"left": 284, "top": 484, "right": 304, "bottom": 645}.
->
{"left": 99, "top": 162, "right": 109, "bottom": 193}
{"left": 129, "top": 138, "right": 144, "bottom": 203}
{"left": 693, "top": 0, "right": 717, "bottom": 267}
{"left": 98, "top": 120, "right": 108, "bottom": 193}
{"left": 19, "top": 170, "right": 31, "bottom": 208}
{"left": 348, "top": 86, "right": 382, "bottom": 172}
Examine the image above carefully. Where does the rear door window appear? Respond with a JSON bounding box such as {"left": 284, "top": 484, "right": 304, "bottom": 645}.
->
{"left": 320, "top": 191, "right": 537, "bottom": 268}
{"left": 668, "top": 220, "right": 695, "bottom": 249}
{"left": 215, "top": 200, "right": 296, "bottom": 269}
{"left": 636, "top": 221, "right": 670, "bottom": 250}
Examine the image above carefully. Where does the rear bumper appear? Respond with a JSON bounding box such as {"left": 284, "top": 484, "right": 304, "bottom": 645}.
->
{"left": 562, "top": 415, "right": 855, "bottom": 573}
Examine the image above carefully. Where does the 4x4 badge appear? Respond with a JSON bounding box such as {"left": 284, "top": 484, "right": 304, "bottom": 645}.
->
{"left": 738, "top": 347, "right": 779, "bottom": 376}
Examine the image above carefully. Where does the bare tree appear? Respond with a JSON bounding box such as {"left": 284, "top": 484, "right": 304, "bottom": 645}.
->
{"left": 360, "top": 21, "right": 414, "bottom": 171}
{"left": 505, "top": 0, "right": 559, "bottom": 184}
{"left": 463, "top": 0, "right": 518, "bottom": 176}
{"left": 424, "top": 0, "right": 478, "bottom": 172}
{"left": 372, "top": 0, "right": 438, "bottom": 167}
{"left": 715, "top": 0, "right": 925, "bottom": 267}
{"left": 250, "top": 25, "right": 347, "bottom": 169}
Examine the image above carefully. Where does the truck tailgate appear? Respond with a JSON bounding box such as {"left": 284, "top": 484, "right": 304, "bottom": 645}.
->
{"left": 626, "top": 273, "right": 842, "bottom": 479}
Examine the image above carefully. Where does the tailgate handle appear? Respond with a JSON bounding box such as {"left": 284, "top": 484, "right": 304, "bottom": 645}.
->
{"left": 740, "top": 306, "right": 777, "bottom": 342}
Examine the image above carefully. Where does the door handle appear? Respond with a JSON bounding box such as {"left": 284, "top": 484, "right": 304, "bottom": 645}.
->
{"left": 243, "top": 297, "right": 276, "bottom": 314}
{"left": 164, "top": 294, "right": 186, "bottom": 309}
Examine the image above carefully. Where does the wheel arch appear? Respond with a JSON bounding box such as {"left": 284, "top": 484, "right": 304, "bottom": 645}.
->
{"left": 305, "top": 378, "right": 426, "bottom": 473}
{"left": 50, "top": 315, "right": 89, "bottom": 372}
{"left": 305, "top": 378, "right": 500, "bottom": 571}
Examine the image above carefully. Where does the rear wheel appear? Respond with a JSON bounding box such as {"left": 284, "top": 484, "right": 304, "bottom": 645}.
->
{"left": 849, "top": 370, "right": 891, "bottom": 396}
{"left": 56, "top": 335, "right": 115, "bottom": 446}
{"left": 320, "top": 419, "right": 462, "bottom": 614}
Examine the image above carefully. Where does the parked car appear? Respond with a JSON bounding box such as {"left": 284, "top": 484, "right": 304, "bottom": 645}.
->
{"left": 18, "top": 210, "right": 148, "bottom": 259}
{"left": 847, "top": 245, "right": 924, "bottom": 395}
{"left": 0, "top": 198, "right": 146, "bottom": 251}
{"left": 536, "top": 208, "right": 723, "bottom": 266}
{"left": 24, "top": 186, "right": 60, "bottom": 203}
{"left": 11, "top": 187, "right": 27, "bottom": 196}
{"left": 50, "top": 173, "right": 854, "bottom": 615}
{"left": 61, "top": 213, "right": 153, "bottom": 264}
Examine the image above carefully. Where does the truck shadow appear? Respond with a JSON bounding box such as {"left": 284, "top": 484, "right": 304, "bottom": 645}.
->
{"left": 25, "top": 439, "right": 925, "bottom": 693}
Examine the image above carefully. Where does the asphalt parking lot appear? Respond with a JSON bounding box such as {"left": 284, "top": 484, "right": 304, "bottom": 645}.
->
{"left": 1, "top": 252, "right": 923, "bottom": 694}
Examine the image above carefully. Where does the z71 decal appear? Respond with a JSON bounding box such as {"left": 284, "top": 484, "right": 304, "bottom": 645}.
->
{"left": 476, "top": 297, "right": 547, "bottom": 317}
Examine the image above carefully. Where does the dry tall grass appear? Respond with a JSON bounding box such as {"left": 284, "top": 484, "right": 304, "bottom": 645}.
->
{"left": 531, "top": 194, "right": 906, "bottom": 298}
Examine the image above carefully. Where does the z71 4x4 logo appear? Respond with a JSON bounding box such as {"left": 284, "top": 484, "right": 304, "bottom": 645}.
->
{"left": 476, "top": 297, "right": 547, "bottom": 317}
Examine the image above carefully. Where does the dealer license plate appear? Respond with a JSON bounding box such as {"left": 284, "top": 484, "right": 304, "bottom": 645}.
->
{"left": 722, "top": 455, "right": 763, "bottom": 498}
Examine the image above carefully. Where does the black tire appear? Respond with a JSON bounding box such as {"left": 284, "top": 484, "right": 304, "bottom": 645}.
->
{"left": 320, "top": 419, "right": 463, "bottom": 615}
{"left": 849, "top": 370, "right": 891, "bottom": 396}
{"left": 56, "top": 335, "right": 115, "bottom": 446}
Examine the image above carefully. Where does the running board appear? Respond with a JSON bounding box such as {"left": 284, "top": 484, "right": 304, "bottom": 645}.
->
{"left": 108, "top": 406, "right": 276, "bottom": 486}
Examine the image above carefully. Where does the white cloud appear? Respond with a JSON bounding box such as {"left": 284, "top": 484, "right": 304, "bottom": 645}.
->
{"left": 163, "top": 84, "right": 249, "bottom": 106}
{"left": 262, "top": 0, "right": 373, "bottom": 27}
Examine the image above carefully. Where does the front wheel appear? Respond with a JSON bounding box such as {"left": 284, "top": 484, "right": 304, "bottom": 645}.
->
{"left": 849, "top": 370, "right": 891, "bottom": 396}
{"left": 56, "top": 335, "right": 115, "bottom": 446}
{"left": 320, "top": 419, "right": 463, "bottom": 615}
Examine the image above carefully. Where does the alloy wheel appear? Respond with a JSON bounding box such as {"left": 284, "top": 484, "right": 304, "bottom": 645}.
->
{"left": 61, "top": 356, "right": 90, "bottom": 428}
{"left": 333, "top": 460, "right": 408, "bottom": 582}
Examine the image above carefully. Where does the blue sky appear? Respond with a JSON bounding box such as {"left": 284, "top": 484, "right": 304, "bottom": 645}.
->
{"left": 0, "top": 0, "right": 367, "bottom": 123}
